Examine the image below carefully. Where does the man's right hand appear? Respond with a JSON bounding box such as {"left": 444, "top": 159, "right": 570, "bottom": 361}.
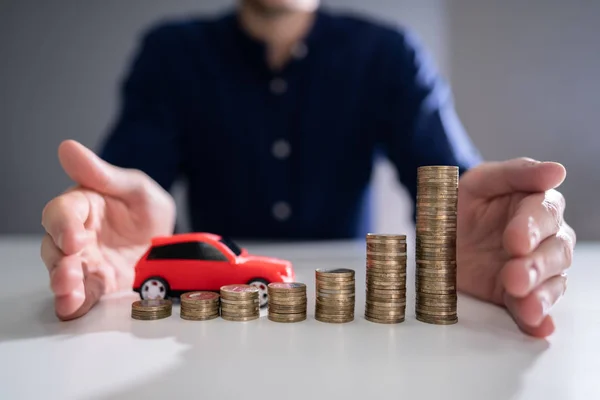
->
{"left": 41, "top": 140, "right": 176, "bottom": 320}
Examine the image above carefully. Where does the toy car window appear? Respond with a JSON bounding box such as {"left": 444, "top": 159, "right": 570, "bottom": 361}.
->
{"left": 218, "top": 237, "right": 242, "bottom": 256}
{"left": 147, "top": 242, "right": 202, "bottom": 260}
{"left": 198, "top": 243, "right": 228, "bottom": 261}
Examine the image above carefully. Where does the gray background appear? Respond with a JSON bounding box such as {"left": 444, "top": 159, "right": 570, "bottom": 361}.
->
{"left": 1, "top": 0, "right": 598, "bottom": 240}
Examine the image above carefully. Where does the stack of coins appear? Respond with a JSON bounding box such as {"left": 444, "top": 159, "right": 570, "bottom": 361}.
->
{"left": 220, "top": 284, "right": 260, "bottom": 321}
{"left": 267, "top": 283, "right": 307, "bottom": 323}
{"left": 315, "top": 269, "right": 355, "bottom": 323}
{"left": 415, "top": 165, "right": 459, "bottom": 325}
{"left": 131, "top": 299, "right": 172, "bottom": 320}
{"left": 180, "top": 291, "right": 220, "bottom": 321}
{"left": 365, "top": 233, "right": 407, "bottom": 324}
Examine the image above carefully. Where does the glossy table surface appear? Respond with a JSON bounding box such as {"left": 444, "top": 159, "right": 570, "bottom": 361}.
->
{"left": 0, "top": 236, "right": 598, "bottom": 400}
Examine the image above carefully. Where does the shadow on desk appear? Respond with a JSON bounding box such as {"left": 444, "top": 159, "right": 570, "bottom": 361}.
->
{"left": 0, "top": 290, "right": 551, "bottom": 400}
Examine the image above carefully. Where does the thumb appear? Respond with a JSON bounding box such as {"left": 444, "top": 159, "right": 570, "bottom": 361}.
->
{"left": 58, "top": 140, "right": 147, "bottom": 200}
{"left": 462, "top": 157, "right": 566, "bottom": 198}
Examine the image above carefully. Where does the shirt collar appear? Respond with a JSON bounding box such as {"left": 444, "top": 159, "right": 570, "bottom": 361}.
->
{"left": 223, "top": 7, "right": 328, "bottom": 69}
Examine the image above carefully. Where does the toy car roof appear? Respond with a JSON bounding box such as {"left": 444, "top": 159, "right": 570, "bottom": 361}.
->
{"left": 150, "top": 232, "right": 222, "bottom": 247}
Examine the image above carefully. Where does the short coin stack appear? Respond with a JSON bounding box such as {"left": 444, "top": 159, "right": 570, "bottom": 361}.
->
{"left": 131, "top": 299, "right": 172, "bottom": 320}
{"left": 315, "top": 268, "right": 355, "bottom": 323}
{"left": 415, "top": 165, "right": 459, "bottom": 325}
{"left": 267, "top": 283, "right": 307, "bottom": 323}
{"left": 180, "top": 291, "right": 220, "bottom": 321}
{"left": 220, "top": 284, "right": 260, "bottom": 322}
{"left": 365, "top": 233, "right": 407, "bottom": 324}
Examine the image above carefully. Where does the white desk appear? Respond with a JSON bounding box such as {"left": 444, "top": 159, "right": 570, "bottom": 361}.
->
{"left": 0, "top": 236, "right": 598, "bottom": 400}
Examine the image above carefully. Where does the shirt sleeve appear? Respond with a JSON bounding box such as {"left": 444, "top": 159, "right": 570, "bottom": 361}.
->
{"left": 98, "top": 25, "right": 182, "bottom": 192}
{"left": 376, "top": 28, "right": 483, "bottom": 209}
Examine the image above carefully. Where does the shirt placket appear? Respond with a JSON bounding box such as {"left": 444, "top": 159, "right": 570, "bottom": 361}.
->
{"left": 265, "top": 41, "right": 309, "bottom": 228}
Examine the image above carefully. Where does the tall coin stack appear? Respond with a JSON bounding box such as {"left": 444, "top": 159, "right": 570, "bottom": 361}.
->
{"left": 220, "top": 284, "right": 260, "bottom": 322}
{"left": 131, "top": 299, "right": 172, "bottom": 320}
{"left": 415, "top": 165, "right": 459, "bottom": 325}
{"left": 180, "top": 291, "right": 220, "bottom": 321}
{"left": 315, "top": 269, "right": 355, "bottom": 323}
{"left": 365, "top": 234, "right": 407, "bottom": 324}
{"left": 267, "top": 283, "right": 307, "bottom": 323}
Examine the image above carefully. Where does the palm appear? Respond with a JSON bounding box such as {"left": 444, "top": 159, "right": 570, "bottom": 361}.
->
{"left": 456, "top": 177, "right": 527, "bottom": 305}
{"left": 78, "top": 189, "right": 175, "bottom": 295}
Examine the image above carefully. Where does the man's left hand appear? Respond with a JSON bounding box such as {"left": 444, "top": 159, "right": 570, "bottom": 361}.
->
{"left": 456, "top": 157, "right": 576, "bottom": 337}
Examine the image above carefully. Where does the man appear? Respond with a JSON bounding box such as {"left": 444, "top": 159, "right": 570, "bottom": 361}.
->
{"left": 40, "top": 0, "right": 575, "bottom": 338}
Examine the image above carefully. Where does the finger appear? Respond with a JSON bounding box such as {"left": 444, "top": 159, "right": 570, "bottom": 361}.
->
{"left": 58, "top": 139, "right": 150, "bottom": 201}
{"left": 55, "top": 276, "right": 104, "bottom": 321}
{"left": 50, "top": 257, "right": 85, "bottom": 296}
{"left": 41, "top": 191, "right": 90, "bottom": 255}
{"left": 504, "top": 274, "right": 567, "bottom": 329}
{"left": 502, "top": 228, "right": 575, "bottom": 297}
{"left": 503, "top": 189, "right": 566, "bottom": 256}
{"left": 462, "top": 158, "right": 566, "bottom": 198}
{"left": 516, "top": 315, "right": 556, "bottom": 338}
{"left": 41, "top": 234, "right": 62, "bottom": 272}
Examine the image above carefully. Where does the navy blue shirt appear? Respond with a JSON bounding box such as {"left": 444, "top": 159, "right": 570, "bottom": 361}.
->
{"left": 99, "top": 8, "right": 482, "bottom": 240}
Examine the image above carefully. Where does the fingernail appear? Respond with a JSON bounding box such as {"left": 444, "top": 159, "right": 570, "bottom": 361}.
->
{"left": 539, "top": 290, "right": 554, "bottom": 319}
{"left": 541, "top": 297, "right": 552, "bottom": 317}
{"left": 527, "top": 217, "right": 540, "bottom": 250}
{"left": 528, "top": 263, "right": 539, "bottom": 289}
{"left": 529, "top": 228, "right": 540, "bottom": 250}
{"left": 57, "top": 234, "right": 64, "bottom": 250}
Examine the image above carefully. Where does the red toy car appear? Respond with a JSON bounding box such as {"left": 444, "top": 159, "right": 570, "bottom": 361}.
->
{"left": 132, "top": 233, "right": 295, "bottom": 307}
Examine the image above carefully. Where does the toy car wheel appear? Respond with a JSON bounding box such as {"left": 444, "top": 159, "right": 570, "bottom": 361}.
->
{"left": 140, "top": 277, "right": 170, "bottom": 300}
{"left": 247, "top": 278, "right": 269, "bottom": 308}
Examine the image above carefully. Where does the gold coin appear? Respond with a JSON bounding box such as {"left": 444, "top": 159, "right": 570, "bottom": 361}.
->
{"left": 131, "top": 299, "right": 172, "bottom": 311}
{"left": 269, "top": 309, "right": 307, "bottom": 316}
{"left": 366, "top": 260, "right": 407, "bottom": 268}
{"left": 316, "top": 297, "right": 355, "bottom": 306}
{"left": 367, "top": 287, "right": 406, "bottom": 296}
{"left": 416, "top": 268, "right": 456, "bottom": 276}
{"left": 315, "top": 315, "right": 354, "bottom": 323}
{"left": 416, "top": 285, "right": 456, "bottom": 294}
{"left": 220, "top": 284, "right": 259, "bottom": 298}
{"left": 366, "top": 290, "right": 406, "bottom": 303}
{"left": 315, "top": 268, "right": 355, "bottom": 278}
{"left": 315, "top": 301, "right": 355, "bottom": 309}
{"left": 365, "top": 308, "right": 405, "bottom": 318}
{"left": 367, "top": 281, "right": 405, "bottom": 289}
{"left": 366, "top": 300, "right": 407, "bottom": 308}
{"left": 366, "top": 266, "right": 406, "bottom": 274}
{"left": 316, "top": 292, "right": 356, "bottom": 299}
{"left": 180, "top": 291, "right": 219, "bottom": 303}
{"left": 221, "top": 314, "right": 259, "bottom": 322}
{"left": 268, "top": 297, "right": 307, "bottom": 304}
{"left": 366, "top": 233, "right": 407, "bottom": 241}
{"left": 180, "top": 307, "right": 220, "bottom": 315}
{"left": 366, "top": 274, "right": 407, "bottom": 281}
{"left": 366, "top": 273, "right": 407, "bottom": 281}
{"left": 416, "top": 259, "right": 457, "bottom": 266}
{"left": 416, "top": 304, "right": 456, "bottom": 313}
{"left": 416, "top": 292, "right": 457, "bottom": 300}
{"left": 366, "top": 241, "right": 408, "bottom": 249}
{"left": 366, "top": 280, "right": 406, "bottom": 288}
{"left": 268, "top": 313, "right": 307, "bottom": 323}
{"left": 416, "top": 307, "right": 457, "bottom": 316}
{"left": 267, "top": 282, "right": 306, "bottom": 292}
{"left": 365, "top": 315, "right": 405, "bottom": 324}
{"left": 416, "top": 277, "right": 456, "bottom": 284}
{"left": 416, "top": 314, "right": 458, "bottom": 325}
{"left": 180, "top": 313, "right": 219, "bottom": 321}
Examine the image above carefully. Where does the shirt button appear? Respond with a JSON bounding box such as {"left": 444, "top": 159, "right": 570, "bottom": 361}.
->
{"left": 291, "top": 42, "right": 308, "bottom": 59}
{"left": 270, "top": 78, "right": 287, "bottom": 94}
{"left": 272, "top": 139, "right": 291, "bottom": 160}
{"left": 272, "top": 202, "right": 292, "bottom": 221}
